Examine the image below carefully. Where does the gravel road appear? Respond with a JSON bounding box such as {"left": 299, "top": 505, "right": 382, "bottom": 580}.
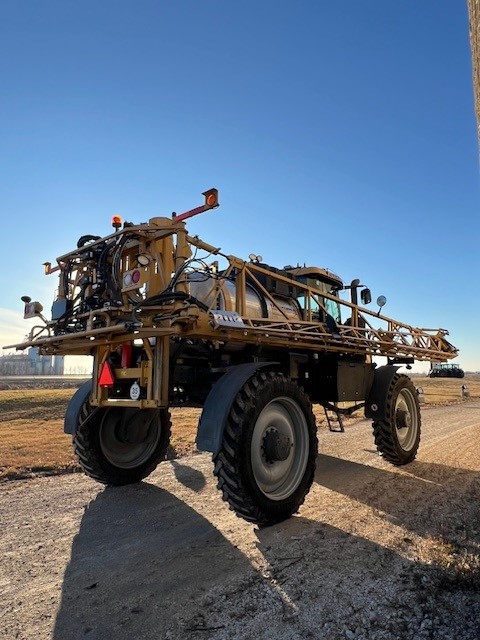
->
{"left": 1, "top": 401, "right": 479, "bottom": 640}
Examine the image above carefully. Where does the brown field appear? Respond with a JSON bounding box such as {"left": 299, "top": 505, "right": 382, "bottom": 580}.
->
{"left": 1, "top": 374, "right": 479, "bottom": 481}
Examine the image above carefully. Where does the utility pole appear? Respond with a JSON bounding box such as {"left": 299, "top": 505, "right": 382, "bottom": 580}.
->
{"left": 467, "top": 1, "right": 480, "bottom": 139}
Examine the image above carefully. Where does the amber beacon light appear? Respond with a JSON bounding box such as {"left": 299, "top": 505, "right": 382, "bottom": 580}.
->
{"left": 111, "top": 215, "right": 123, "bottom": 230}
{"left": 203, "top": 188, "right": 219, "bottom": 208}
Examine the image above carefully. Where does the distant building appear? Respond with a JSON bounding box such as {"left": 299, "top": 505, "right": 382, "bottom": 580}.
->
{"left": 0, "top": 349, "right": 65, "bottom": 376}
{"left": 53, "top": 355, "right": 65, "bottom": 375}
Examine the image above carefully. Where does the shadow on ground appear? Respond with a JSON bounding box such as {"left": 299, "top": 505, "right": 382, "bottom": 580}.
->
{"left": 315, "top": 454, "right": 480, "bottom": 548}
{"left": 52, "top": 481, "right": 248, "bottom": 640}
{"left": 52, "top": 455, "right": 480, "bottom": 640}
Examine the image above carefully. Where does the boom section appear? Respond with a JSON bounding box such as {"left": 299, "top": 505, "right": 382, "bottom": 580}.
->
{"left": 9, "top": 216, "right": 457, "bottom": 365}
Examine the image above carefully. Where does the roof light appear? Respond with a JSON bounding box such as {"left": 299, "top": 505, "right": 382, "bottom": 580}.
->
{"left": 112, "top": 215, "right": 123, "bottom": 230}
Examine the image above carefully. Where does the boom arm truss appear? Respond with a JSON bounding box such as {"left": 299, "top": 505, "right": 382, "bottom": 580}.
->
{"left": 7, "top": 214, "right": 458, "bottom": 364}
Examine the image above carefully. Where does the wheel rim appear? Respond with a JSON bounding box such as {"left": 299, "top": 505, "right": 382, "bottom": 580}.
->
{"left": 395, "top": 388, "right": 418, "bottom": 451}
{"left": 250, "top": 396, "right": 309, "bottom": 501}
{"left": 99, "top": 410, "right": 161, "bottom": 469}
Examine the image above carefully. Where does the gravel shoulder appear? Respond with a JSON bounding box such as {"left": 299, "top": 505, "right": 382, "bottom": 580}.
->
{"left": 1, "top": 401, "right": 479, "bottom": 640}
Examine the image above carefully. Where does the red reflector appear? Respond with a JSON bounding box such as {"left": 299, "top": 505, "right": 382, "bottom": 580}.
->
{"left": 99, "top": 362, "right": 115, "bottom": 387}
{"left": 132, "top": 269, "right": 141, "bottom": 284}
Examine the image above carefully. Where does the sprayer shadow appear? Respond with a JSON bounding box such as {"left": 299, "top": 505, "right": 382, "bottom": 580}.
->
{"left": 52, "top": 481, "right": 246, "bottom": 640}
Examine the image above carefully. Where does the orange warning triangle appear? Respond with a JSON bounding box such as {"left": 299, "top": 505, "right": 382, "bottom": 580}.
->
{"left": 99, "top": 362, "right": 115, "bottom": 387}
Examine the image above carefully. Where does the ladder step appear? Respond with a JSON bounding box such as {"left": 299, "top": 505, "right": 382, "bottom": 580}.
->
{"left": 324, "top": 407, "right": 344, "bottom": 432}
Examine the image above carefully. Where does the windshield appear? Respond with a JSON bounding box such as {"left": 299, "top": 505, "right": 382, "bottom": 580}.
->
{"left": 296, "top": 277, "right": 342, "bottom": 324}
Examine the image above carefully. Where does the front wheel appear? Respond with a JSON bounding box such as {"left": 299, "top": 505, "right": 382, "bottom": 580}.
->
{"left": 213, "top": 371, "right": 318, "bottom": 526}
{"left": 73, "top": 402, "right": 171, "bottom": 485}
{"left": 372, "top": 374, "right": 421, "bottom": 465}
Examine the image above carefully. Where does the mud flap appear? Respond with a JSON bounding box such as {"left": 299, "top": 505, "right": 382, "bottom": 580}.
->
{"left": 364, "top": 365, "right": 400, "bottom": 421}
{"left": 196, "top": 362, "right": 278, "bottom": 455}
{"left": 64, "top": 379, "right": 93, "bottom": 434}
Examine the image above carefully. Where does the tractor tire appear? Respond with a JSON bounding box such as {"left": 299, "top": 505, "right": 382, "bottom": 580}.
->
{"left": 372, "top": 374, "right": 421, "bottom": 465}
{"left": 213, "top": 371, "right": 318, "bottom": 526}
{"left": 73, "top": 401, "right": 171, "bottom": 486}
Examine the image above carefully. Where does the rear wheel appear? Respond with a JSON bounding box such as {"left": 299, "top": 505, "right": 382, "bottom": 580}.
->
{"left": 213, "top": 371, "right": 318, "bottom": 526}
{"left": 372, "top": 374, "right": 420, "bottom": 465}
{"left": 73, "top": 402, "right": 171, "bottom": 485}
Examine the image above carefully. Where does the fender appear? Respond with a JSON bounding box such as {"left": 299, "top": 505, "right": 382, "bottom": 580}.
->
{"left": 364, "top": 365, "right": 400, "bottom": 421}
{"left": 196, "top": 362, "right": 278, "bottom": 455}
{"left": 64, "top": 379, "right": 93, "bottom": 434}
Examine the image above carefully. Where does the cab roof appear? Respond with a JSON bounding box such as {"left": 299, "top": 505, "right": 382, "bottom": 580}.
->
{"left": 285, "top": 266, "right": 343, "bottom": 289}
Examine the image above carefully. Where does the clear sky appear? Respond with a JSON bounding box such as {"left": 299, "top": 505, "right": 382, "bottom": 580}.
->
{"left": 1, "top": 1, "right": 479, "bottom": 372}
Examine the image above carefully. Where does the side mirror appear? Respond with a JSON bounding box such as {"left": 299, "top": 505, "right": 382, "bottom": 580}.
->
{"left": 360, "top": 288, "right": 372, "bottom": 305}
{"left": 376, "top": 295, "right": 387, "bottom": 315}
{"left": 23, "top": 300, "right": 44, "bottom": 319}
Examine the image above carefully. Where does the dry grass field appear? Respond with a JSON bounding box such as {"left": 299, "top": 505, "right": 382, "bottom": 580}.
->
{"left": 1, "top": 374, "right": 479, "bottom": 481}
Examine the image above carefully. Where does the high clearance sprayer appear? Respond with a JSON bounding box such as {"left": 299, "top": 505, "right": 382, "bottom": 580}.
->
{"left": 6, "top": 189, "right": 458, "bottom": 525}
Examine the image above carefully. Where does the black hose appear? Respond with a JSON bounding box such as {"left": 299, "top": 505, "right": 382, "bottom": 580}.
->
{"left": 77, "top": 235, "right": 101, "bottom": 248}
{"left": 130, "top": 291, "right": 209, "bottom": 324}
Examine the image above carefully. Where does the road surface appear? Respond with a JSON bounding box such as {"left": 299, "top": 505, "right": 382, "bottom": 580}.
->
{"left": 1, "top": 401, "right": 479, "bottom": 640}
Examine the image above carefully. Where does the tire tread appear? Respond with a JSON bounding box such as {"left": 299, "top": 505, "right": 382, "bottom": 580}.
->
{"left": 73, "top": 403, "right": 171, "bottom": 485}
{"left": 372, "top": 374, "right": 421, "bottom": 466}
{"left": 213, "top": 371, "right": 317, "bottom": 526}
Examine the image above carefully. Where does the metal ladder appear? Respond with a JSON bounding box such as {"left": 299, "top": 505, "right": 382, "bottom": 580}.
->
{"left": 323, "top": 405, "right": 344, "bottom": 432}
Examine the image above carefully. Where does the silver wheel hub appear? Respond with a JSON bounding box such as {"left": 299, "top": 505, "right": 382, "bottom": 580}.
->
{"left": 395, "top": 389, "right": 418, "bottom": 451}
{"left": 250, "top": 397, "right": 309, "bottom": 501}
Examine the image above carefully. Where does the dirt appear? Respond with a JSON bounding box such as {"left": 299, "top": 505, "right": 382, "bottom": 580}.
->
{"left": 1, "top": 401, "right": 479, "bottom": 640}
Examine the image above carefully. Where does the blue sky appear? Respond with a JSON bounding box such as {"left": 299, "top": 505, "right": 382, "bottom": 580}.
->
{"left": 1, "top": 1, "right": 479, "bottom": 372}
